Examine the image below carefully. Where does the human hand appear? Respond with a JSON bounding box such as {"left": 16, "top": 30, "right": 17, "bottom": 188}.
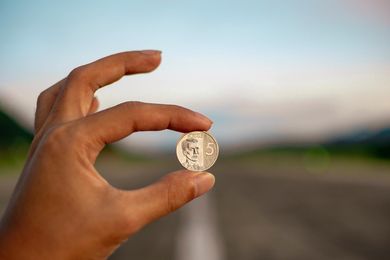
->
{"left": 0, "top": 51, "right": 215, "bottom": 259}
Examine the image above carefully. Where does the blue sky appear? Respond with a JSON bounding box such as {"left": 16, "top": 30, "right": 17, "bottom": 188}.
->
{"left": 1, "top": 0, "right": 389, "bottom": 152}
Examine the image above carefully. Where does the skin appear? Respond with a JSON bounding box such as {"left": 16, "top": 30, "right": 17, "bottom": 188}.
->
{"left": 0, "top": 50, "right": 215, "bottom": 259}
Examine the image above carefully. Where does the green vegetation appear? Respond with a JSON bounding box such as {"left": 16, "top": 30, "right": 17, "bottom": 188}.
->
{"left": 0, "top": 109, "right": 33, "bottom": 146}
{"left": 0, "top": 108, "right": 32, "bottom": 169}
{"left": 237, "top": 144, "right": 390, "bottom": 162}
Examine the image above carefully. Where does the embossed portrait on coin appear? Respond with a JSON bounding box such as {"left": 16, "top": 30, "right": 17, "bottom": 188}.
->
{"left": 181, "top": 137, "right": 203, "bottom": 171}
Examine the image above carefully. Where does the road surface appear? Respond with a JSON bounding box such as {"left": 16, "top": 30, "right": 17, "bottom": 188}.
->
{"left": 1, "top": 154, "right": 390, "bottom": 260}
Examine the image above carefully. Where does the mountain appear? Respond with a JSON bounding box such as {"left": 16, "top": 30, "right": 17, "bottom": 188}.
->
{"left": 325, "top": 127, "right": 390, "bottom": 159}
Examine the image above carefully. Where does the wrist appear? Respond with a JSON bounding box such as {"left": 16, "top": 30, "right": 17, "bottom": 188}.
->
{"left": 0, "top": 217, "right": 66, "bottom": 260}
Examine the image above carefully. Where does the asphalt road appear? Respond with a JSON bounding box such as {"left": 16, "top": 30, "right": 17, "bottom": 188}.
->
{"left": 1, "top": 155, "right": 390, "bottom": 260}
{"left": 213, "top": 159, "right": 390, "bottom": 260}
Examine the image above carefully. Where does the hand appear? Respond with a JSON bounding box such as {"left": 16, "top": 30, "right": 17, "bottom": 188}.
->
{"left": 0, "top": 50, "right": 215, "bottom": 259}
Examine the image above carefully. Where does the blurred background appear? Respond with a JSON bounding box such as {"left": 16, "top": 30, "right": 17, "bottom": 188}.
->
{"left": 1, "top": 0, "right": 390, "bottom": 259}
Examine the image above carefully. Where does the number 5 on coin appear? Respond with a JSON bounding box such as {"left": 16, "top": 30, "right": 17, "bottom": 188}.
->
{"left": 206, "top": 143, "right": 215, "bottom": 155}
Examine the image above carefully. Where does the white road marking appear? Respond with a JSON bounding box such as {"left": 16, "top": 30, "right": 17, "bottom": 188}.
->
{"left": 174, "top": 193, "right": 225, "bottom": 260}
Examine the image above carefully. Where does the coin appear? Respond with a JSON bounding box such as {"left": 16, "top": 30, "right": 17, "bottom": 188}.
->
{"left": 176, "top": 131, "right": 219, "bottom": 171}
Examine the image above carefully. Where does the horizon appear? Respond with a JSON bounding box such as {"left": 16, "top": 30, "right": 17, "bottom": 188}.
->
{"left": 0, "top": 94, "right": 389, "bottom": 156}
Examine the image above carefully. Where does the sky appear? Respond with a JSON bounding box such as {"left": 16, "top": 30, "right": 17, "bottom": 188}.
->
{"left": 0, "top": 0, "right": 389, "bottom": 153}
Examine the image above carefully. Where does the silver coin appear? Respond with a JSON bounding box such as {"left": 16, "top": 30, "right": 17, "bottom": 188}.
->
{"left": 176, "top": 131, "right": 219, "bottom": 171}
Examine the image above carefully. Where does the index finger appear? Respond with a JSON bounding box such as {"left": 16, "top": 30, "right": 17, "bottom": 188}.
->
{"left": 76, "top": 102, "right": 213, "bottom": 154}
{"left": 47, "top": 50, "right": 162, "bottom": 125}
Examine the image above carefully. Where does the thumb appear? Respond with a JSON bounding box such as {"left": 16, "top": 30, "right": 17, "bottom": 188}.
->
{"left": 121, "top": 170, "right": 215, "bottom": 233}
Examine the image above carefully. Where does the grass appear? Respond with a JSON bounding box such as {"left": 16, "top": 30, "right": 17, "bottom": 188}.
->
{"left": 0, "top": 145, "right": 30, "bottom": 174}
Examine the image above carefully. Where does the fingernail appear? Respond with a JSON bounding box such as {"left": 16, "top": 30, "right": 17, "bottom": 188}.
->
{"left": 140, "top": 50, "right": 162, "bottom": 55}
{"left": 195, "top": 172, "right": 215, "bottom": 197}
{"left": 195, "top": 112, "right": 213, "bottom": 124}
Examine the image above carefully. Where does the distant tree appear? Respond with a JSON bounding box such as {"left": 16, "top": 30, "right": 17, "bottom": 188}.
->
{"left": 0, "top": 108, "right": 32, "bottom": 149}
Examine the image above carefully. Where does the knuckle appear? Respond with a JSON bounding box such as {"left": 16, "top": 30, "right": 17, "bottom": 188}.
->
{"left": 43, "top": 123, "right": 84, "bottom": 152}
{"left": 36, "top": 90, "right": 49, "bottom": 106}
{"left": 169, "top": 104, "right": 182, "bottom": 109}
{"left": 167, "top": 104, "right": 186, "bottom": 113}
{"left": 67, "top": 65, "right": 90, "bottom": 83}
{"left": 119, "top": 101, "right": 146, "bottom": 116}
{"left": 122, "top": 101, "right": 144, "bottom": 110}
{"left": 43, "top": 125, "right": 70, "bottom": 152}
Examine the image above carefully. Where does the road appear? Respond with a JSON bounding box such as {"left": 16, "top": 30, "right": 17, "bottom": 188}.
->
{"left": 1, "top": 154, "right": 390, "bottom": 260}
